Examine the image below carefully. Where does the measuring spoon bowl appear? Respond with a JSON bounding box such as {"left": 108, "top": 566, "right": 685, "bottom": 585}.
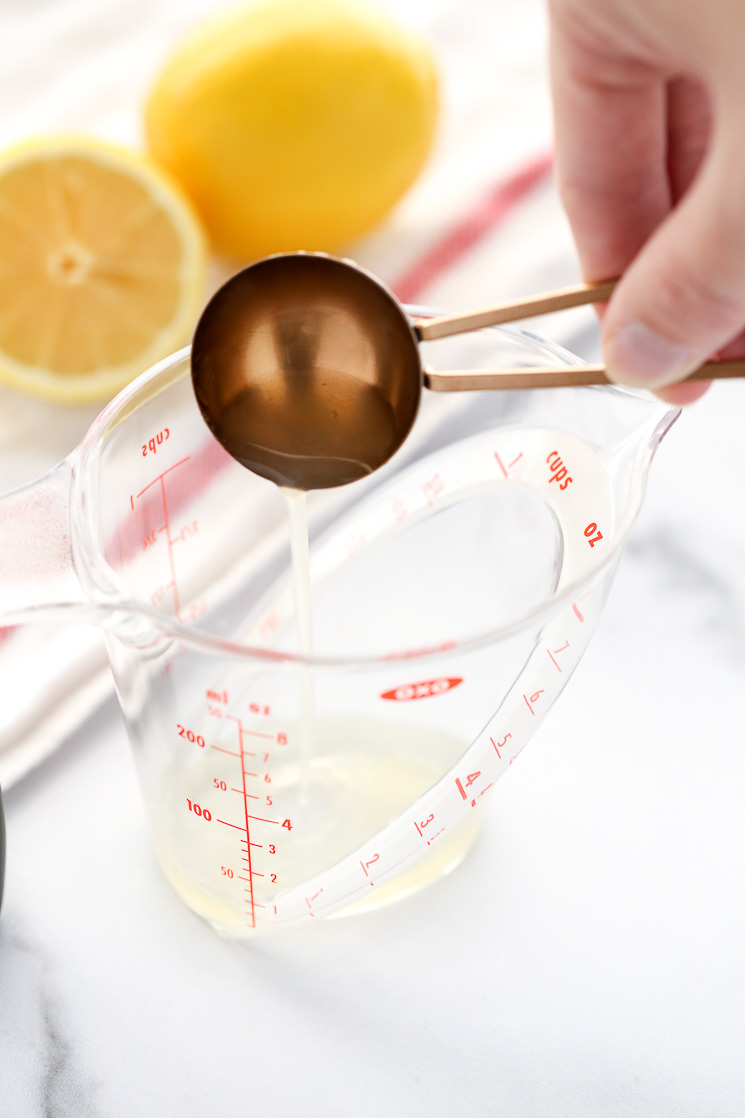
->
{"left": 191, "top": 254, "right": 422, "bottom": 490}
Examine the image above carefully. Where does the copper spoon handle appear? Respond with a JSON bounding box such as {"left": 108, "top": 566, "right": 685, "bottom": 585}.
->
{"left": 415, "top": 276, "right": 745, "bottom": 388}
{"left": 424, "top": 359, "right": 745, "bottom": 392}
{"left": 415, "top": 279, "right": 618, "bottom": 341}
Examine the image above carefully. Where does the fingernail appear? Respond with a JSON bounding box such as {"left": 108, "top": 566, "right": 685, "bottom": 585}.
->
{"left": 604, "top": 321, "right": 698, "bottom": 388}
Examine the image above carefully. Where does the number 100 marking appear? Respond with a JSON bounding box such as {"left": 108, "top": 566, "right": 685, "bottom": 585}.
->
{"left": 186, "top": 798, "right": 212, "bottom": 821}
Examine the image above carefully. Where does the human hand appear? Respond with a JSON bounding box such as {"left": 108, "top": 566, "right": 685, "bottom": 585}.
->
{"left": 548, "top": 0, "right": 745, "bottom": 404}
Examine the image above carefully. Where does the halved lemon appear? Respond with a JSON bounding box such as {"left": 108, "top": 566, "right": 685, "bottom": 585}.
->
{"left": 0, "top": 136, "right": 207, "bottom": 402}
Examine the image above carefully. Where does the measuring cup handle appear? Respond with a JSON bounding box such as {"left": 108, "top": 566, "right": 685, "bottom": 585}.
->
{"left": 0, "top": 461, "right": 89, "bottom": 625}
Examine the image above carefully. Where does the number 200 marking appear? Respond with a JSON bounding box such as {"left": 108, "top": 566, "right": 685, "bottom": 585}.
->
{"left": 178, "top": 724, "right": 205, "bottom": 747}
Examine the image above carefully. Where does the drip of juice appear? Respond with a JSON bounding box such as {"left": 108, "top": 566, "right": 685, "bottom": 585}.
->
{"left": 283, "top": 487, "right": 314, "bottom": 803}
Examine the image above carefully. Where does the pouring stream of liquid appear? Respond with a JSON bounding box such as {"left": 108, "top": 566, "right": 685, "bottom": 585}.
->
{"left": 283, "top": 488, "right": 315, "bottom": 806}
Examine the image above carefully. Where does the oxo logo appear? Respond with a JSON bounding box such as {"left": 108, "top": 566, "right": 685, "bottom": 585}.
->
{"left": 380, "top": 677, "right": 463, "bottom": 702}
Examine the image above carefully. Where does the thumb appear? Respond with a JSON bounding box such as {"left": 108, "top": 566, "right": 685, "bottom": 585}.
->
{"left": 602, "top": 119, "right": 745, "bottom": 391}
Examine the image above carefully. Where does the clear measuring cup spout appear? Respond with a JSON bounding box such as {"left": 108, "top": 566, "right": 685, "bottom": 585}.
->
{"left": 0, "top": 461, "right": 93, "bottom": 626}
{"left": 648, "top": 400, "right": 681, "bottom": 456}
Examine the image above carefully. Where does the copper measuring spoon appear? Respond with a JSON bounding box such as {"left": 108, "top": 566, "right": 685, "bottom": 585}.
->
{"left": 191, "top": 253, "right": 745, "bottom": 490}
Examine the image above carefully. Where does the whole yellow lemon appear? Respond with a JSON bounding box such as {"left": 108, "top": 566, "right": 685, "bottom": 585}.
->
{"left": 144, "top": 0, "right": 438, "bottom": 260}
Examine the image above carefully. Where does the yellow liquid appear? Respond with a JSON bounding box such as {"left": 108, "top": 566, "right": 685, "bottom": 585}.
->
{"left": 284, "top": 488, "right": 314, "bottom": 803}
{"left": 153, "top": 716, "right": 480, "bottom": 937}
{"left": 202, "top": 373, "right": 400, "bottom": 489}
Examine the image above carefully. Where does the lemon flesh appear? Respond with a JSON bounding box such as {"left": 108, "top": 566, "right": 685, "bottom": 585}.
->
{"left": 0, "top": 138, "right": 207, "bottom": 402}
{"left": 145, "top": 0, "right": 438, "bottom": 259}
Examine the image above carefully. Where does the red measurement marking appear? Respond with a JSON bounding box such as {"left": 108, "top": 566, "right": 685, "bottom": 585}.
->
{"left": 130, "top": 457, "right": 194, "bottom": 621}
{"left": 116, "top": 439, "right": 232, "bottom": 575}
{"left": 421, "top": 473, "right": 444, "bottom": 506}
{"left": 217, "top": 819, "right": 247, "bottom": 831}
{"left": 162, "top": 473, "right": 180, "bottom": 616}
{"left": 258, "top": 611, "right": 280, "bottom": 639}
{"left": 360, "top": 854, "right": 380, "bottom": 877}
{"left": 346, "top": 533, "right": 367, "bottom": 559}
{"left": 546, "top": 450, "right": 573, "bottom": 490}
{"left": 584, "top": 522, "right": 603, "bottom": 547}
{"left": 547, "top": 640, "right": 570, "bottom": 671}
{"left": 171, "top": 519, "right": 198, "bottom": 546}
{"left": 523, "top": 690, "right": 545, "bottom": 715}
{"left": 245, "top": 730, "right": 273, "bottom": 740}
{"left": 416, "top": 815, "right": 435, "bottom": 836}
{"left": 180, "top": 597, "right": 207, "bottom": 623}
{"left": 492, "top": 449, "right": 521, "bottom": 476}
{"left": 392, "top": 497, "right": 407, "bottom": 522}
{"left": 426, "top": 828, "right": 445, "bottom": 846}
{"left": 246, "top": 814, "right": 280, "bottom": 825}
{"left": 305, "top": 889, "right": 323, "bottom": 914}
{"left": 250, "top": 704, "right": 272, "bottom": 718}
{"left": 495, "top": 449, "right": 524, "bottom": 478}
{"left": 455, "top": 772, "right": 481, "bottom": 799}
{"left": 490, "top": 732, "right": 511, "bottom": 758}
{"left": 238, "top": 875, "right": 251, "bottom": 882}
{"left": 572, "top": 589, "right": 594, "bottom": 623}
{"left": 210, "top": 745, "right": 240, "bottom": 757}
{"left": 232, "top": 714, "right": 256, "bottom": 929}
{"left": 134, "top": 456, "right": 192, "bottom": 499}
{"left": 206, "top": 688, "right": 229, "bottom": 705}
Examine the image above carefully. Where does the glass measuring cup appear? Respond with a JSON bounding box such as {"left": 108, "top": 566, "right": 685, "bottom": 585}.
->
{"left": 0, "top": 317, "right": 678, "bottom": 936}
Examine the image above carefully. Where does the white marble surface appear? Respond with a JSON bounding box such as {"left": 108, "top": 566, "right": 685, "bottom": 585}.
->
{"left": 3, "top": 1, "right": 745, "bottom": 1116}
